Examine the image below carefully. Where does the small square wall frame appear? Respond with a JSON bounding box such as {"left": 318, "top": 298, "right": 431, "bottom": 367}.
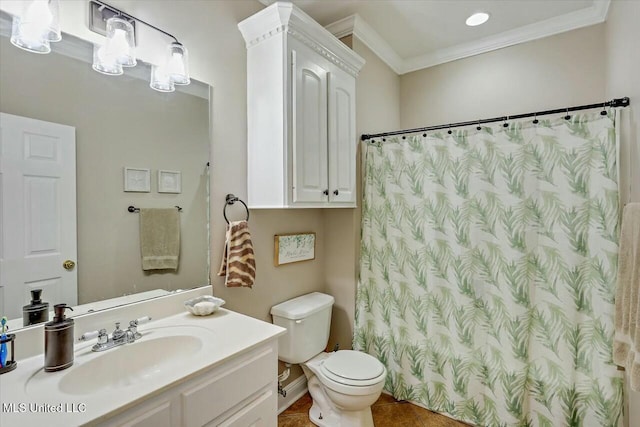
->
{"left": 123, "top": 167, "right": 150, "bottom": 192}
{"left": 158, "top": 170, "right": 182, "bottom": 193}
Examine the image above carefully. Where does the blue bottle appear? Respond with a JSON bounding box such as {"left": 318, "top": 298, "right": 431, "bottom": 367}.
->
{"left": 0, "top": 316, "right": 8, "bottom": 368}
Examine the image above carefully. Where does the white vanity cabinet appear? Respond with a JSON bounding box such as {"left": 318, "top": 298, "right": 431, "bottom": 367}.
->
{"left": 96, "top": 340, "right": 278, "bottom": 427}
{"left": 239, "top": 2, "right": 365, "bottom": 209}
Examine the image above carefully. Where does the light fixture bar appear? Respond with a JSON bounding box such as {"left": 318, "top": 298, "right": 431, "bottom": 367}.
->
{"left": 89, "top": 0, "right": 179, "bottom": 43}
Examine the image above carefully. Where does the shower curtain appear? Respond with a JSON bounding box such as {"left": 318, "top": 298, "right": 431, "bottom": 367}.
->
{"left": 354, "top": 112, "right": 623, "bottom": 427}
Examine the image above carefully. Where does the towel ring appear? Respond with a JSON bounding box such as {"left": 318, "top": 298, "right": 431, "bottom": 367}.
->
{"left": 223, "top": 194, "right": 249, "bottom": 224}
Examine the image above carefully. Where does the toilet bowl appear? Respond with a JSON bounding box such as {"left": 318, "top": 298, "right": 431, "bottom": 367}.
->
{"left": 270, "top": 292, "right": 387, "bottom": 427}
{"left": 302, "top": 350, "right": 386, "bottom": 427}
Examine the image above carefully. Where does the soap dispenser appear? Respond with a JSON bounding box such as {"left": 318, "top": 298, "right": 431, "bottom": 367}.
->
{"left": 22, "top": 289, "right": 49, "bottom": 327}
{"left": 44, "top": 304, "right": 74, "bottom": 372}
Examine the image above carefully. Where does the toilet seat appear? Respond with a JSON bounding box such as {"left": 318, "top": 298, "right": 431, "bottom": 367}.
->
{"left": 320, "top": 350, "right": 385, "bottom": 387}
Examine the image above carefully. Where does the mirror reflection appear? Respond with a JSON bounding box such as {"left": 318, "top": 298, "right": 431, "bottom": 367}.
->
{"left": 0, "top": 23, "right": 211, "bottom": 330}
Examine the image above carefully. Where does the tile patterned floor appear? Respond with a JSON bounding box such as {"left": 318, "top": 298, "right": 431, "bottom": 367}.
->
{"left": 278, "top": 392, "right": 469, "bottom": 427}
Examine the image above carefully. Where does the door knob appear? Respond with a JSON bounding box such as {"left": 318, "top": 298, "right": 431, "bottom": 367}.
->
{"left": 63, "top": 260, "right": 76, "bottom": 270}
{"left": 333, "top": 190, "right": 339, "bottom": 196}
{"left": 323, "top": 189, "right": 329, "bottom": 196}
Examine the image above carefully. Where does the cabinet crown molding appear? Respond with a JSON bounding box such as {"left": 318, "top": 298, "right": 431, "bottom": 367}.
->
{"left": 238, "top": 1, "right": 365, "bottom": 77}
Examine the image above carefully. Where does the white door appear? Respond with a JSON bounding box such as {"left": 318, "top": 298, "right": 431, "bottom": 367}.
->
{"left": 0, "top": 113, "right": 77, "bottom": 320}
{"left": 291, "top": 46, "right": 329, "bottom": 203}
{"left": 327, "top": 70, "right": 357, "bottom": 204}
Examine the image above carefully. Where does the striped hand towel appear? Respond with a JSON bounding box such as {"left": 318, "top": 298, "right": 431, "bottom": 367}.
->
{"left": 217, "top": 220, "right": 256, "bottom": 288}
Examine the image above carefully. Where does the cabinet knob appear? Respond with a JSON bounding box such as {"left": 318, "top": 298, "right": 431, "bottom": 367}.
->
{"left": 333, "top": 190, "right": 339, "bottom": 196}
{"left": 323, "top": 189, "right": 329, "bottom": 196}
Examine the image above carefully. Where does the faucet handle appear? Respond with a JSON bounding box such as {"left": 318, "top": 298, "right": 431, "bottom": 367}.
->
{"left": 97, "top": 329, "right": 108, "bottom": 345}
{"left": 79, "top": 330, "right": 99, "bottom": 342}
{"left": 128, "top": 316, "right": 151, "bottom": 340}
{"left": 132, "top": 316, "right": 152, "bottom": 326}
{"left": 79, "top": 328, "right": 108, "bottom": 346}
{"left": 78, "top": 329, "right": 108, "bottom": 341}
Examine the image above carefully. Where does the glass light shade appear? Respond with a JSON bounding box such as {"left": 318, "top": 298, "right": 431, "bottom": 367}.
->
{"left": 105, "top": 17, "right": 136, "bottom": 67}
{"left": 166, "top": 42, "right": 190, "bottom": 85}
{"left": 10, "top": 0, "right": 61, "bottom": 53}
{"left": 150, "top": 65, "right": 175, "bottom": 92}
{"left": 42, "top": 0, "right": 61, "bottom": 42}
{"left": 92, "top": 44, "right": 123, "bottom": 76}
{"left": 10, "top": 16, "right": 50, "bottom": 54}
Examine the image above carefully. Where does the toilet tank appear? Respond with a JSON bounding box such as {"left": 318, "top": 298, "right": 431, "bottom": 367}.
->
{"left": 270, "top": 292, "right": 334, "bottom": 364}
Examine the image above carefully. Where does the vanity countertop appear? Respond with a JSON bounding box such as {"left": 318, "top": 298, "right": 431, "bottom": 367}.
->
{"left": 0, "top": 308, "right": 286, "bottom": 426}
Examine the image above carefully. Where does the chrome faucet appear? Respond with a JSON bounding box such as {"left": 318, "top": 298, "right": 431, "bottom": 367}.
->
{"left": 79, "top": 316, "right": 151, "bottom": 352}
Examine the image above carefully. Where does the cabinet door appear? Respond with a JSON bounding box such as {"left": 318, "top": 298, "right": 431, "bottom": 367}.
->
{"left": 291, "top": 48, "right": 328, "bottom": 203}
{"left": 214, "top": 389, "right": 275, "bottom": 427}
{"left": 327, "top": 70, "right": 356, "bottom": 204}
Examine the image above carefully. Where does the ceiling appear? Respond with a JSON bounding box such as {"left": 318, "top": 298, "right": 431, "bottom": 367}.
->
{"left": 258, "top": 0, "right": 611, "bottom": 74}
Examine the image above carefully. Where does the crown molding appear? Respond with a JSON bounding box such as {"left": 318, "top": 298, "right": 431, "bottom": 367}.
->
{"left": 402, "top": 0, "right": 611, "bottom": 73}
{"left": 324, "top": 0, "right": 611, "bottom": 75}
{"left": 239, "top": 1, "right": 365, "bottom": 76}
{"left": 325, "top": 14, "right": 404, "bottom": 75}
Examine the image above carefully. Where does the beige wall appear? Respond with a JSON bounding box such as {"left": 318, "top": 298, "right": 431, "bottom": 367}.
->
{"left": 400, "top": 24, "right": 607, "bottom": 128}
{"left": 605, "top": 2, "right": 640, "bottom": 424}
{"left": 0, "top": 37, "right": 209, "bottom": 305}
{"left": 324, "top": 36, "right": 401, "bottom": 351}
{"left": 605, "top": 0, "right": 640, "bottom": 206}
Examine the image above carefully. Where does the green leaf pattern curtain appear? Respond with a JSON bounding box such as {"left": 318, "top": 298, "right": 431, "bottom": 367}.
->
{"left": 355, "top": 112, "right": 623, "bottom": 426}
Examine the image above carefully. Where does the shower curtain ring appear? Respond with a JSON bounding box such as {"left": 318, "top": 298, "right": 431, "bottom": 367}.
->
{"left": 476, "top": 120, "right": 481, "bottom": 131}
{"left": 600, "top": 102, "right": 608, "bottom": 116}
{"left": 564, "top": 108, "right": 571, "bottom": 120}
{"left": 503, "top": 116, "right": 509, "bottom": 128}
{"left": 533, "top": 113, "right": 539, "bottom": 125}
{"left": 447, "top": 125, "right": 452, "bottom": 135}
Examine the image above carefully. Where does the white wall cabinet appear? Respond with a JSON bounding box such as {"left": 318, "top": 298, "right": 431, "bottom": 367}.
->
{"left": 97, "top": 341, "right": 278, "bottom": 427}
{"left": 239, "top": 2, "right": 364, "bottom": 208}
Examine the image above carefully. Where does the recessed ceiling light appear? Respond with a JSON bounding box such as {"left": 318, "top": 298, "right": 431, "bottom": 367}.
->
{"left": 466, "top": 12, "right": 490, "bottom": 27}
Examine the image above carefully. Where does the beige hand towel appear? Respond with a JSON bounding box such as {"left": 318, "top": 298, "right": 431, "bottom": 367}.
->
{"left": 613, "top": 203, "right": 640, "bottom": 391}
{"left": 217, "top": 220, "right": 256, "bottom": 288}
{"left": 140, "top": 208, "right": 180, "bottom": 270}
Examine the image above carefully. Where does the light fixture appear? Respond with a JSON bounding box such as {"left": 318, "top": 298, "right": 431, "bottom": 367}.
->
{"left": 166, "top": 42, "right": 190, "bottom": 85}
{"left": 10, "top": 0, "right": 61, "bottom": 54}
{"left": 92, "top": 44, "right": 123, "bottom": 76}
{"left": 105, "top": 17, "right": 136, "bottom": 67}
{"left": 466, "top": 12, "right": 490, "bottom": 27}
{"left": 8, "top": 0, "right": 192, "bottom": 93}
{"left": 86, "top": 0, "right": 191, "bottom": 92}
{"left": 150, "top": 65, "right": 175, "bottom": 93}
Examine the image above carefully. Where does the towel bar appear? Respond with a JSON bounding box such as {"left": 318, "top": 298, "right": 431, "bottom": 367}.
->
{"left": 223, "top": 194, "right": 249, "bottom": 224}
{"left": 128, "top": 205, "right": 182, "bottom": 213}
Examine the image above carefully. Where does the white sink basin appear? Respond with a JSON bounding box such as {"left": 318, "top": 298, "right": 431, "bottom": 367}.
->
{"left": 25, "top": 325, "right": 213, "bottom": 397}
{"left": 59, "top": 335, "right": 202, "bottom": 395}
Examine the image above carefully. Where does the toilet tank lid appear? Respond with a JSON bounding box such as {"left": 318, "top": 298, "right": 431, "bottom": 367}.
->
{"left": 270, "top": 292, "right": 334, "bottom": 320}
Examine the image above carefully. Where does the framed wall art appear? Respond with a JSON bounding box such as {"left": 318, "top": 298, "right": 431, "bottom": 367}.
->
{"left": 158, "top": 170, "right": 182, "bottom": 193}
{"left": 123, "top": 167, "right": 150, "bottom": 192}
{"left": 274, "top": 232, "right": 316, "bottom": 266}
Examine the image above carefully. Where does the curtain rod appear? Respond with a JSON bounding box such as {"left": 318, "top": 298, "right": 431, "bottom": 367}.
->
{"left": 360, "top": 97, "right": 630, "bottom": 141}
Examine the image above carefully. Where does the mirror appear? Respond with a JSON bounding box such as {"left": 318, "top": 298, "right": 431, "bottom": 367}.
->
{"left": 0, "top": 16, "right": 211, "bottom": 331}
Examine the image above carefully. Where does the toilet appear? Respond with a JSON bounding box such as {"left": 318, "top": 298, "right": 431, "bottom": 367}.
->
{"left": 271, "top": 292, "right": 386, "bottom": 427}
